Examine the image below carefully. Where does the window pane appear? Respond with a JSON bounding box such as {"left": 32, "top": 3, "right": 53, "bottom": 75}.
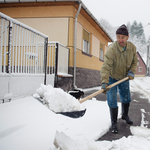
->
{"left": 100, "top": 49, "right": 103, "bottom": 60}
{"left": 83, "top": 29, "right": 89, "bottom": 42}
{"left": 139, "top": 67, "right": 142, "bottom": 72}
{"left": 83, "top": 39, "right": 90, "bottom": 54}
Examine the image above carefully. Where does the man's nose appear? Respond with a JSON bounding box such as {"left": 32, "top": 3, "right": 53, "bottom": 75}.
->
{"left": 119, "top": 39, "right": 123, "bottom": 42}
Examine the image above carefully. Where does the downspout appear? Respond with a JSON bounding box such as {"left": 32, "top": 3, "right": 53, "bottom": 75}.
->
{"left": 73, "top": 2, "right": 81, "bottom": 89}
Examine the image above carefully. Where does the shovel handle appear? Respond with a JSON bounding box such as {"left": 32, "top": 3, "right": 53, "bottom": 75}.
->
{"left": 79, "top": 77, "right": 129, "bottom": 103}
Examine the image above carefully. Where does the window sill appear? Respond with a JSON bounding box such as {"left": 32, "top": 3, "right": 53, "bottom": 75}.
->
{"left": 57, "top": 72, "right": 73, "bottom": 78}
{"left": 82, "top": 51, "right": 92, "bottom": 57}
{"left": 99, "top": 59, "right": 104, "bottom": 62}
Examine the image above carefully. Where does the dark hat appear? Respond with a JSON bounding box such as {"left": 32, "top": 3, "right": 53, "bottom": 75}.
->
{"left": 116, "top": 24, "right": 129, "bottom": 36}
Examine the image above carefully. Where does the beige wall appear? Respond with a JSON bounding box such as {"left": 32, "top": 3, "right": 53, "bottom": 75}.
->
{"left": 91, "top": 35, "right": 100, "bottom": 58}
{"left": 76, "top": 22, "right": 82, "bottom": 50}
{"left": 75, "top": 12, "right": 108, "bottom": 70}
{"left": 17, "top": 18, "right": 69, "bottom": 46}
{"left": 77, "top": 12, "right": 108, "bottom": 47}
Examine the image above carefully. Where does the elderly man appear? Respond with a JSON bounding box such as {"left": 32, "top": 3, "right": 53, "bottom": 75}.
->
{"left": 100, "top": 24, "right": 138, "bottom": 133}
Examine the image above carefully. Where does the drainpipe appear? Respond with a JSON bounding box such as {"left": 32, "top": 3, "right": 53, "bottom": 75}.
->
{"left": 73, "top": 2, "right": 81, "bottom": 89}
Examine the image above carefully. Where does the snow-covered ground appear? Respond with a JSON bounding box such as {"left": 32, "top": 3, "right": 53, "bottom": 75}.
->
{"left": 0, "top": 77, "right": 150, "bottom": 150}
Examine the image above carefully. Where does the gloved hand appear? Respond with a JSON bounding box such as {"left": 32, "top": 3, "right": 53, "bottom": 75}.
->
{"left": 101, "top": 83, "right": 109, "bottom": 94}
{"left": 127, "top": 70, "right": 134, "bottom": 80}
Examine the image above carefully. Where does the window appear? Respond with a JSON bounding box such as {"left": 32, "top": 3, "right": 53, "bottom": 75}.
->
{"left": 139, "top": 67, "right": 142, "bottom": 72}
{"left": 100, "top": 43, "right": 104, "bottom": 61}
{"left": 83, "top": 29, "right": 90, "bottom": 54}
{"left": 137, "top": 58, "right": 139, "bottom": 66}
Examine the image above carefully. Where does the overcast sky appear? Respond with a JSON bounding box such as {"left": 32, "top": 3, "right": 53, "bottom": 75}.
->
{"left": 82, "top": 0, "right": 150, "bottom": 39}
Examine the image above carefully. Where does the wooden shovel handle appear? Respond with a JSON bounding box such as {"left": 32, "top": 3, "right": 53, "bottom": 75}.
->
{"left": 79, "top": 77, "right": 129, "bottom": 103}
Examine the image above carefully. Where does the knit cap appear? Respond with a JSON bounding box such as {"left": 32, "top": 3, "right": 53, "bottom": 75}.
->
{"left": 116, "top": 24, "right": 129, "bottom": 36}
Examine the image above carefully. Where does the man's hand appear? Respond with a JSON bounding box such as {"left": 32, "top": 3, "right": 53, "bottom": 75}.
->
{"left": 101, "top": 83, "right": 110, "bottom": 94}
{"left": 127, "top": 70, "right": 134, "bottom": 80}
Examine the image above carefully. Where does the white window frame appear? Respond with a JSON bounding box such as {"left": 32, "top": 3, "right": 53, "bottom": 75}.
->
{"left": 100, "top": 43, "right": 104, "bottom": 61}
{"left": 83, "top": 29, "right": 90, "bottom": 54}
{"left": 83, "top": 39, "right": 90, "bottom": 54}
{"left": 139, "top": 67, "right": 142, "bottom": 72}
{"left": 100, "top": 48, "right": 104, "bottom": 60}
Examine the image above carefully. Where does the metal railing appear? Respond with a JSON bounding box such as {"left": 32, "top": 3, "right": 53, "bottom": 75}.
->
{"left": 48, "top": 42, "right": 69, "bottom": 75}
{"left": 0, "top": 12, "right": 48, "bottom": 75}
{"left": 0, "top": 12, "right": 69, "bottom": 90}
{"left": 47, "top": 42, "right": 56, "bottom": 75}
{"left": 47, "top": 42, "right": 70, "bottom": 87}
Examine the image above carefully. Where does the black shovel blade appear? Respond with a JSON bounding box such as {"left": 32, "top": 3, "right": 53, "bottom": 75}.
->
{"left": 57, "top": 109, "right": 86, "bottom": 118}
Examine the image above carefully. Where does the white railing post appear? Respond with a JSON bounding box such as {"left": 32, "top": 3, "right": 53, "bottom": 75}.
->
{"left": 0, "top": 19, "right": 4, "bottom": 73}
{"left": 44, "top": 37, "right": 48, "bottom": 85}
{"left": 8, "top": 21, "right": 12, "bottom": 93}
{"left": 4, "top": 19, "right": 7, "bottom": 73}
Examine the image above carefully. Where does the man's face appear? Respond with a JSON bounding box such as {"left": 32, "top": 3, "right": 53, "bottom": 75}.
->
{"left": 116, "top": 34, "right": 129, "bottom": 47}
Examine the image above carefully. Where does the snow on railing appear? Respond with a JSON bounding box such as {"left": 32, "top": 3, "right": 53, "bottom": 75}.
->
{"left": 0, "top": 12, "right": 48, "bottom": 75}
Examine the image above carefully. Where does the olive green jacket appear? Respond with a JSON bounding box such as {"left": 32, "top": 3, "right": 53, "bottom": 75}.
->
{"left": 100, "top": 41, "right": 138, "bottom": 84}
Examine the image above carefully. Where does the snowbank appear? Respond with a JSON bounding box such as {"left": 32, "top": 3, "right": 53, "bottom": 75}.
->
{"left": 54, "top": 127, "right": 150, "bottom": 150}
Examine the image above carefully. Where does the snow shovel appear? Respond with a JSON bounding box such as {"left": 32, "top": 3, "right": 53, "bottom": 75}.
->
{"left": 59, "top": 77, "right": 129, "bottom": 118}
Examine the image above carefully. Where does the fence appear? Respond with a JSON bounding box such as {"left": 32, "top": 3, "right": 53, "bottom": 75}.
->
{"left": 0, "top": 12, "right": 70, "bottom": 99}
{"left": 0, "top": 12, "right": 48, "bottom": 99}
{"left": 0, "top": 12, "right": 48, "bottom": 75}
{"left": 47, "top": 42, "right": 70, "bottom": 87}
{"left": 48, "top": 42, "right": 69, "bottom": 73}
{"left": 57, "top": 42, "right": 69, "bottom": 75}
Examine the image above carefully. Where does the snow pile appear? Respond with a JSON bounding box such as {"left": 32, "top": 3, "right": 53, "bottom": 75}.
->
{"left": 130, "top": 126, "right": 150, "bottom": 139}
{"left": 34, "top": 84, "right": 85, "bottom": 113}
{"left": 53, "top": 128, "right": 150, "bottom": 150}
{"left": 53, "top": 131, "right": 114, "bottom": 150}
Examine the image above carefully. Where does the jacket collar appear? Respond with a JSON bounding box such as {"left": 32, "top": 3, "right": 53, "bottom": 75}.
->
{"left": 116, "top": 41, "right": 129, "bottom": 52}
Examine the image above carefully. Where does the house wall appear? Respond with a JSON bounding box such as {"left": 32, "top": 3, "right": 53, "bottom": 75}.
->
{"left": 91, "top": 35, "right": 100, "bottom": 58}
{"left": 135, "top": 53, "right": 146, "bottom": 77}
{"left": 75, "top": 10, "right": 108, "bottom": 71}
{"left": 17, "top": 18, "right": 69, "bottom": 46}
{"left": 0, "top": 6, "right": 70, "bottom": 46}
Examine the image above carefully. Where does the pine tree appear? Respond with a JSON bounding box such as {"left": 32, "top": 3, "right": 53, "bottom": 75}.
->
{"left": 130, "top": 21, "right": 146, "bottom": 44}
{"left": 130, "top": 20, "right": 138, "bottom": 38}
{"left": 127, "top": 22, "right": 131, "bottom": 34}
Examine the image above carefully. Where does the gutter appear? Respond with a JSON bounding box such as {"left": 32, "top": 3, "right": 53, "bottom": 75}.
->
{"left": 73, "top": 2, "right": 82, "bottom": 89}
